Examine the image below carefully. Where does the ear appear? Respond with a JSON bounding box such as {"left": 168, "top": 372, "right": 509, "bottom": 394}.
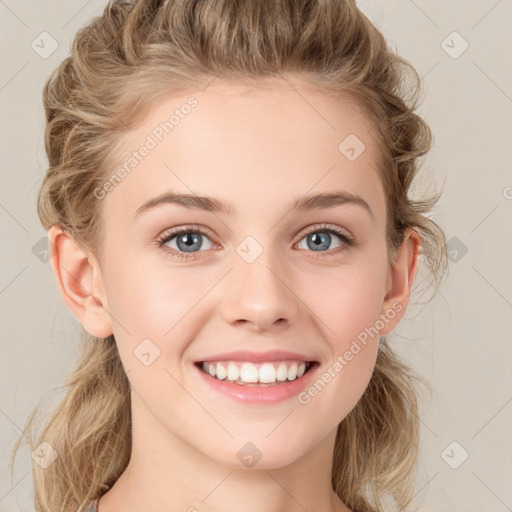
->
{"left": 379, "top": 227, "right": 421, "bottom": 336}
{"left": 48, "top": 225, "right": 113, "bottom": 338}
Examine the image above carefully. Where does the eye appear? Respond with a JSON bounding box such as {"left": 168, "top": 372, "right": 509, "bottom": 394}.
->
{"left": 156, "top": 225, "right": 216, "bottom": 261}
{"left": 295, "top": 224, "right": 355, "bottom": 257}
{"left": 156, "top": 223, "right": 356, "bottom": 261}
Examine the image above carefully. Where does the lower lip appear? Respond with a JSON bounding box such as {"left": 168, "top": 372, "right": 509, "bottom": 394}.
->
{"left": 194, "top": 362, "right": 319, "bottom": 404}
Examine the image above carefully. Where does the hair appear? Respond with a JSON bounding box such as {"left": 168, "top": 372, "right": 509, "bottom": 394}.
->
{"left": 11, "top": 1, "right": 448, "bottom": 511}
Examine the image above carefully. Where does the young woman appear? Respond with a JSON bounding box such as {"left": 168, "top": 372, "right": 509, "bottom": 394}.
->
{"left": 12, "top": 1, "right": 447, "bottom": 511}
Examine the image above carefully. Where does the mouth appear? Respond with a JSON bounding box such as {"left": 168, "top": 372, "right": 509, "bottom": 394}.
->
{"left": 194, "top": 360, "right": 319, "bottom": 387}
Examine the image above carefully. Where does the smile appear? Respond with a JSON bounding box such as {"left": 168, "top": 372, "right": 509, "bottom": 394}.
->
{"left": 195, "top": 360, "right": 316, "bottom": 386}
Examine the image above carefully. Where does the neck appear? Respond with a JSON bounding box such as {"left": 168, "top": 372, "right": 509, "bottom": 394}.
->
{"left": 96, "top": 393, "right": 351, "bottom": 512}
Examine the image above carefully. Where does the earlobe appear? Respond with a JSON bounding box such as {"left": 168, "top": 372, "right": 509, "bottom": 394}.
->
{"left": 379, "top": 228, "right": 422, "bottom": 336}
{"left": 48, "top": 225, "right": 113, "bottom": 338}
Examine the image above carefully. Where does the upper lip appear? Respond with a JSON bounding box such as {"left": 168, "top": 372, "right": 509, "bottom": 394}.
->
{"left": 196, "top": 349, "right": 318, "bottom": 363}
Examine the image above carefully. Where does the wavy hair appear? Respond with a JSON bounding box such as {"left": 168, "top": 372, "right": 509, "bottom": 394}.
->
{"left": 11, "top": 1, "right": 448, "bottom": 511}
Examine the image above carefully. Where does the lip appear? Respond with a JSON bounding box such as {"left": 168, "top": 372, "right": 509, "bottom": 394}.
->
{"left": 196, "top": 349, "right": 318, "bottom": 364}
{"left": 194, "top": 360, "right": 320, "bottom": 404}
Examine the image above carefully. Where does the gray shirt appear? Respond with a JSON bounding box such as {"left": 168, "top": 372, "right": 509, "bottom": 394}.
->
{"left": 84, "top": 499, "right": 98, "bottom": 512}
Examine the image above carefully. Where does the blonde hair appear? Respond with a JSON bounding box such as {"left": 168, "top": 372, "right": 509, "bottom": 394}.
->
{"left": 11, "top": 1, "right": 448, "bottom": 511}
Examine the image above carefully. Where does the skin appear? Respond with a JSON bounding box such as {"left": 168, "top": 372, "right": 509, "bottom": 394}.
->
{"left": 49, "top": 76, "right": 420, "bottom": 512}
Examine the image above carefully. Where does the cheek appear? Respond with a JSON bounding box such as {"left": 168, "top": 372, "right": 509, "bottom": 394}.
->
{"left": 103, "top": 255, "right": 207, "bottom": 332}
{"left": 101, "top": 258, "right": 217, "bottom": 379}
{"left": 304, "top": 259, "right": 388, "bottom": 343}
{"left": 299, "top": 255, "right": 387, "bottom": 399}
{"left": 296, "top": 271, "right": 385, "bottom": 424}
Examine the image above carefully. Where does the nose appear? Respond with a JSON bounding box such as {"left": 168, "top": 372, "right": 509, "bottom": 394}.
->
{"left": 220, "top": 251, "right": 300, "bottom": 332}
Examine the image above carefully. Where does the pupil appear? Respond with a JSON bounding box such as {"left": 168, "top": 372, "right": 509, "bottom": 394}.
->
{"left": 178, "top": 233, "right": 201, "bottom": 251}
{"left": 309, "top": 232, "right": 330, "bottom": 251}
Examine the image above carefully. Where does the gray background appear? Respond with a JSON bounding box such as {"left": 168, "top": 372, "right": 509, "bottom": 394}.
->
{"left": 1, "top": 0, "right": 511, "bottom": 510}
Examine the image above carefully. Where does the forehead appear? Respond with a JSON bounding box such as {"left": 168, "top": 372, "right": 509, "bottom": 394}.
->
{"left": 101, "top": 77, "right": 386, "bottom": 224}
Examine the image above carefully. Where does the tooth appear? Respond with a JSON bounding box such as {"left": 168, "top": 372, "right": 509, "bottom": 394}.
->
{"left": 216, "top": 362, "right": 227, "bottom": 380}
{"left": 259, "top": 363, "right": 277, "bottom": 383}
{"left": 203, "top": 360, "right": 310, "bottom": 384}
{"left": 276, "top": 362, "right": 288, "bottom": 381}
{"left": 239, "top": 362, "right": 259, "bottom": 383}
{"left": 227, "top": 362, "right": 240, "bottom": 381}
{"left": 287, "top": 363, "right": 298, "bottom": 380}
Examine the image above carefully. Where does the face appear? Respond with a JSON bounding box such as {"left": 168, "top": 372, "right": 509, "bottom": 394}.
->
{"left": 89, "top": 77, "right": 407, "bottom": 469}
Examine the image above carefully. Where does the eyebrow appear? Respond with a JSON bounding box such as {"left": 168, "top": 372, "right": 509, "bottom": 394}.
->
{"left": 134, "top": 189, "right": 374, "bottom": 220}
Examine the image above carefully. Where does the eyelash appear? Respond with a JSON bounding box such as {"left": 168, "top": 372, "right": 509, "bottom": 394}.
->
{"left": 156, "top": 223, "right": 356, "bottom": 261}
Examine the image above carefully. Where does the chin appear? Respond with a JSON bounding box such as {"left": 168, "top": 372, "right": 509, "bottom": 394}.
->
{"left": 203, "top": 435, "right": 315, "bottom": 471}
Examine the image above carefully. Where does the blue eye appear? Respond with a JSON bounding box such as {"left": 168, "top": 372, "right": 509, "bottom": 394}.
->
{"left": 157, "top": 226, "right": 215, "bottom": 261}
{"left": 156, "top": 223, "right": 355, "bottom": 261}
{"left": 297, "top": 225, "right": 354, "bottom": 253}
